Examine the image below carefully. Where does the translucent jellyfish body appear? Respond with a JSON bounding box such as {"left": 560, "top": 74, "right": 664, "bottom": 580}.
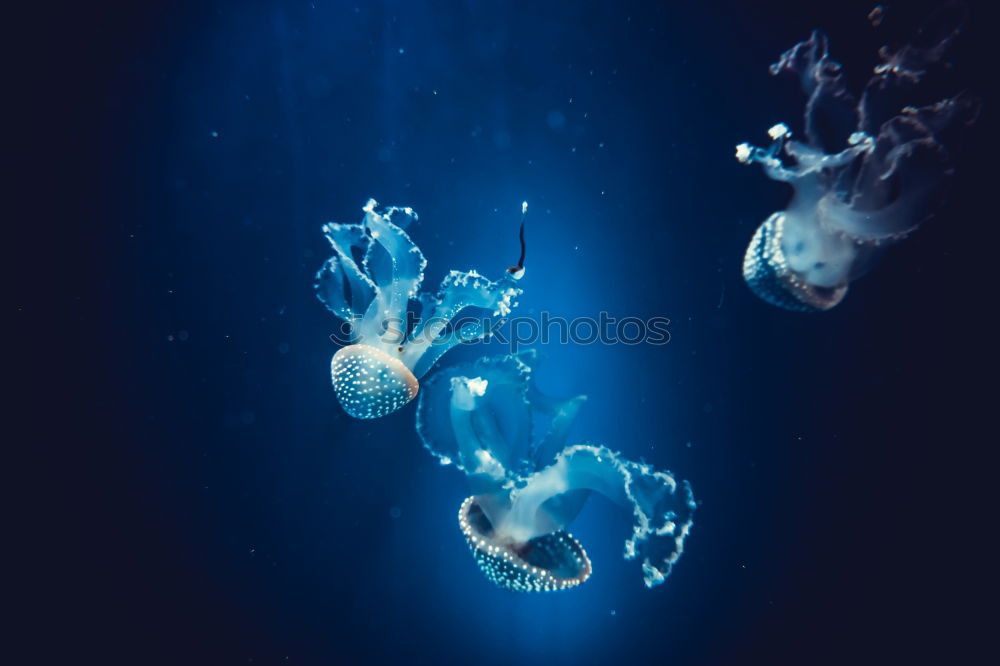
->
{"left": 416, "top": 353, "right": 696, "bottom": 591}
{"left": 315, "top": 200, "right": 524, "bottom": 419}
{"left": 736, "top": 7, "right": 978, "bottom": 311}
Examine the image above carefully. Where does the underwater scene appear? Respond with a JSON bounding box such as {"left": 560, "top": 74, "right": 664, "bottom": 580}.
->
{"left": 39, "top": 0, "right": 998, "bottom": 664}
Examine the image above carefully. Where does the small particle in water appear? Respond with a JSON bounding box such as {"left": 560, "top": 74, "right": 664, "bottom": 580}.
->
{"left": 868, "top": 5, "right": 885, "bottom": 27}
{"left": 685, "top": 441, "right": 692, "bottom": 448}
{"left": 389, "top": 507, "right": 402, "bottom": 519}
{"left": 610, "top": 609, "right": 616, "bottom": 616}
{"left": 278, "top": 342, "right": 290, "bottom": 354}
{"left": 398, "top": 47, "right": 405, "bottom": 54}
{"left": 210, "top": 130, "right": 219, "bottom": 138}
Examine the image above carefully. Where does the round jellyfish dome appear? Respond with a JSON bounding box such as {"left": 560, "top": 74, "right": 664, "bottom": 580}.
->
{"left": 742, "top": 213, "right": 848, "bottom": 312}
{"left": 331, "top": 344, "right": 419, "bottom": 419}
{"left": 458, "top": 496, "right": 592, "bottom": 592}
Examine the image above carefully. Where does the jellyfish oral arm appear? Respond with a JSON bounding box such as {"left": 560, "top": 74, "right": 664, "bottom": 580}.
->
{"left": 494, "top": 444, "right": 696, "bottom": 588}
{"left": 447, "top": 376, "right": 510, "bottom": 484}
{"left": 316, "top": 200, "right": 425, "bottom": 358}
{"left": 406, "top": 271, "right": 521, "bottom": 379}
{"left": 498, "top": 446, "right": 657, "bottom": 540}
{"left": 736, "top": 129, "right": 874, "bottom": 183}
{"left": 358, "top": 202, "right": 426, "bottom": 352}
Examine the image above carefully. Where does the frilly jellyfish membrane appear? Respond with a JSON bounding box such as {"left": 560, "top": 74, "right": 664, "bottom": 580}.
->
{"left": 736, "top": 4, "right": 979, "bottom": 312}
{"left": 315, "top": 199, "right": 528, "bottom": 419}
{"left": 416, "top": 352, "right": 696, "bottom": 591}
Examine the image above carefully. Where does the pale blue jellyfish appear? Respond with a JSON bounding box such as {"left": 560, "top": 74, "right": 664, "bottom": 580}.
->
{"left": 736, "top": 6, "right": 978, "bottom": 311}
{"left": 315, "top": 199, "right": 526, "bottom": 419}
{"left": 416, "top": 352, "right": 696, "bottom": 591}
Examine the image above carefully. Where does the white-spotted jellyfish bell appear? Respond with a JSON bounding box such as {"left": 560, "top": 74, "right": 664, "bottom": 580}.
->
{"left": 735, "top": 5, "right": 978, "bottom": 311}
{"left": 315, "top": 200, "right": 528, "bottom": 419}
{"left": 416, "top": 352, "right": 696, "bottom": 591}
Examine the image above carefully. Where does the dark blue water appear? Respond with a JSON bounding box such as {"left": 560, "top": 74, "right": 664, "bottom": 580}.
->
{"left": 28, "top": 0, "right": 996, "bottom": 664}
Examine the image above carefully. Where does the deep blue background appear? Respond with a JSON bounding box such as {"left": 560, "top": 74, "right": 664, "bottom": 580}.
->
{"left": 23, "top": 1, "right": 997, "bottom": 664}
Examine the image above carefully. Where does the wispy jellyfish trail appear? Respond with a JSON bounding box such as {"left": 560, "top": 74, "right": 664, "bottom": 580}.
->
{"left": 736, "top": 5, "right": 978, "bottom": 311}
{"left": 417, "top": 352, "right": 696, "bottom": 591}
{"left": 315, "top": 199, "right": 525, "bottom": 419}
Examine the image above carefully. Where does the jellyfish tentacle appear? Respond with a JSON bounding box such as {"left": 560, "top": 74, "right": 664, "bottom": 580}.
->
{"left": 407, "top": 270, "right": 522, "bottom": 378}
{"left": 861, "top": 2, "right": 967, "bottom": 132}
{"left": 418, "top": 354, "right": 533, "bottom": 481}
{"left": 501, "top": 443, "right": 695, "bottom": 586}
{"left": 528, "top": 388, "right": 588, "bottom": 469}
{"left": 447, "top": 376, "right": 519, "bottom": 495}
{"left": 314, "top": 256, "right": 354, "bottom": 323}
{"left": 315, "top": 223, "right": 377, "bottom": 328}
{"left": 825, "top": 95, "right": 980, "bottom": 242}
{"left": 507, "top": 201, "right": 528, "bottom": 279}
{"left": 500, "top": 445, "right": 629, "bottom": 542}
{"left": 769, "top": 30, "right": 859, "bottom": 153}
{"left": 360, "top": 201, "right": 426, "bottom": 340}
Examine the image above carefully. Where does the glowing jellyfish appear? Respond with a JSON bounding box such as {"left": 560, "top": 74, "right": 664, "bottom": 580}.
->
{"left": 735, "top": 6, "right": 978, "bottom": 311}
{"left": 416, "top": 352, "right": 696, "bottom": 591}
{"left": 315, "top": 199, "right": 527, "bottom": 419}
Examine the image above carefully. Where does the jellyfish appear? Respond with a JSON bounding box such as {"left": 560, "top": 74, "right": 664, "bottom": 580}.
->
{"left": 416, "top": 352, "right": 696, "bottom": 591}
{"left": 735, "top": 5, "right": 978, "bottom": 311}
{"left": 315, "top": 199, "right": 527, "bottom": 419}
